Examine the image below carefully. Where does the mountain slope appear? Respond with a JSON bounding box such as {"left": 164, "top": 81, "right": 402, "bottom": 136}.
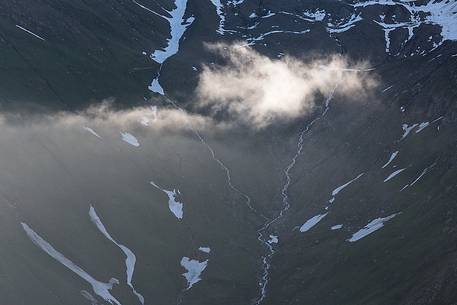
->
{"left": 0, "top": 1, "right": 456, "bottom": 305}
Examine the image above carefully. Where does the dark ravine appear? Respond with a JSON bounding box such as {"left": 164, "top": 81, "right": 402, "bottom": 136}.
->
{"left": 253, "top": 85, "right": 338, "bottom": 305}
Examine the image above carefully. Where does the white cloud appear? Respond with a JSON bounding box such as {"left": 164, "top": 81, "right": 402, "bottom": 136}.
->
{"left": 196, "top": 43, "right": 376, "bottom": 128}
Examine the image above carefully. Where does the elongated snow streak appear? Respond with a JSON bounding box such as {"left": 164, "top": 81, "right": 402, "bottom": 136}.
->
{"left": 400, "top": 162, "right": 436, "bottom": 191}
{"left": 84, "top": 126, "right": 102, "bottom": 139}
{"left": 131, "top": 0, "right": 168, "bottom": 19}
{"left": 16, "top": 25, "right": 45, "bottom": 41}
{"left": 89, "top": 206, "right": 145, "bottom": 304}
{"left": 328, "top": 173, "right": 364, "bottom": 204}
{"left": 148, "top": 0, "right": 195, "bottom": 94}
{"left": 21, "top": 223, "right": 122, "bottom": 305}
{"left": 246, "top": 29, "right": 310, "bottom": 46}
{"left": 409, "top": 167, "right": 430, "bottom": 186}
{"left": 279, "top": 10, "right": 325, "bottom": 22}
{"left": 150, "top": 0, "right": 194, "bottom": 64}
{"left": 384, "top": 168, "right": 406, "bottom": 182}
{"left": 164, "top": 98, "right": 263, "bottom": 218}
{"left": 382, "top": 151, "right": 398, "bottom": 168}
{"left": 331, "top": 174, "right": 364, "bottom": 196}
{"left": 382, "top": 85, "right": 393, "bottom": 92}
{"left": 401, "top": 123, "right": 418, "bottom": 140}
{"left": 209, "top": 0, "right": 225, "bottom": 34}
{"left": 373, "top": 20, "right": 416, "bottom": 53}
{"left": 331, "top": 224, "right": 343, "bottom": 230}
{"left": 347, "top": 213, "right": 399, "bottom": 242}
{"left": 252, "top": 85, "right": 337, "bottom": 305}
{"left": 198, "top": 246, "right": 211, "bottom": 253}
{"left": 327, "top": 13, "right": 362, "bottom": 33}
{"left": 299, "top": 213, "right": 328, "bottom": 232}
{"left": 415, "top": 121, "right": 430, "bottom": 133}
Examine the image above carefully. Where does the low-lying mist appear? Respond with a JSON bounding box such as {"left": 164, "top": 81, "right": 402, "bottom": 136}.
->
{"left": 0, "top": 43, "right": 381, "bottom": 305}
{"left": 0, "top": 43, "right": 378, "bottom": 135}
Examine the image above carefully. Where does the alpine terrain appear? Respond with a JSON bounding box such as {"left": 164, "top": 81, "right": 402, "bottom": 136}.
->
{"left": 0, "top": 0, "right": 456, "bottom": 305}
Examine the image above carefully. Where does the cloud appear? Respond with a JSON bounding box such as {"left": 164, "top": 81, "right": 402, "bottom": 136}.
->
{"left": 0, "top": 100, "right": 216, "bottom": 134}
{"left": 59, "top": 101, "right": 216, "bottom": 132}
{"left": 196, "top": 43, "right": 377, "bottom": 128}
{"left": 0, "top": 44, "right": 376, "bottom": 138}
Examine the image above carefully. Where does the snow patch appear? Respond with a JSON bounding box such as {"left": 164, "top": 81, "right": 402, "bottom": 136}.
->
{"left": 180, "top": 257, "right": 208, "bottom": 290}
{"left": 89, "top": 206, "right": 144, "bottom": 304}
{"left": 401, "top": 163, "right": 435, "bottom": 191}
{"left": 150, "top": 181, "right": 184, "bottom": 219}
{"left": 327, "top": 13, "right": 362, "bottom": 33}
{"left": 374, "top": 20, "right": 418, "bottom": 53}
{"left": 148, "top": 77, "right": 165, "bottom": 95}
{"left": 209, "top": 0, "right": 225, "bottom": 34}
{"left": 150, "top": 0, "right": 194, "bottom": 64}
{"left": 267, "top": 235, "right": 278, "bottom": 244}
{"left": 347, "top": 213, "right": 399, "bottom": 242}
{"left": 148, "top": 0, "right": 194, "bottom": 94}
{"left": 331, "top": 224, "right": 343, "bottom": 230}
{"left": 304, "top": 10, "right": 326, "bottom": 22}
{"left": 384, "top": 168, "right": 406, "bottom": 182}
{"left": 84, "top": 126, "right": 102, "bottom": 139}
{"left": 198, "top": 247, "right": 211, "bottom": 253}
{"left": 382, "top": 151, "right": 399, "bottom": 168}
{"left": 382, "top": 85, "right": 393, "bottom": 92}
{"left": 415, "top": 121, "right": 430, "bottom": 133}
{"left": 401, "top": 123, "right": 419, "bottom": 140}
{"left": 354, "top": 0, "right": 457, "bottom": 52}
{"left": 246, "top": 29, "right": 310, "bottom": 45}
{"left": 121, "top": 132, "right": 140, "bottom": 147}
{"left": 328, "top": 173, "right": 364, "bottom": 203}
{"left": 21, "top": 223, "right": 122, "bottom": 305}
{"left": 299, "top": 213, "right": 328, "bottom": 232}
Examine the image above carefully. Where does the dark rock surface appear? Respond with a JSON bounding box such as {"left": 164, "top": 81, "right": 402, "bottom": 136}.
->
{"left": 0, "top": 1, "right": 456, "bottom": 305}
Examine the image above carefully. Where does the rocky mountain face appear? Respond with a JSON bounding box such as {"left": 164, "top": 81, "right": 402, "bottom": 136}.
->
{"left": 0, "top": 1, "right": 456, "bottom": 305}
